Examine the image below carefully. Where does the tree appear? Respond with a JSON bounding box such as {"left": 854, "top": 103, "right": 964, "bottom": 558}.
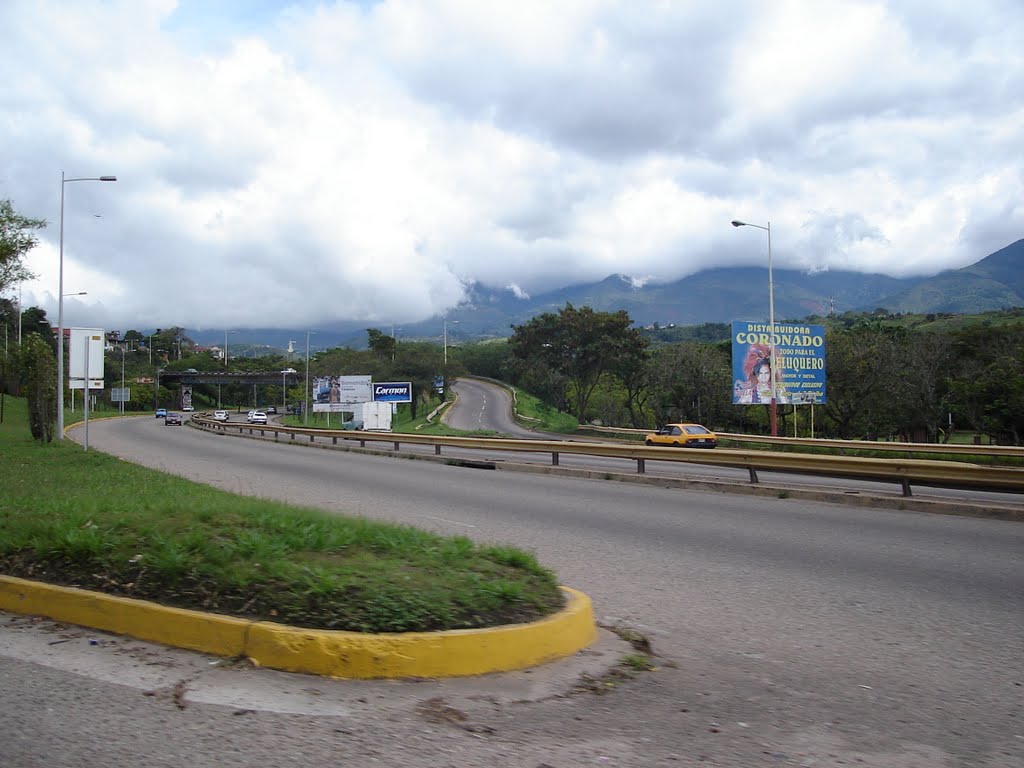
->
{"left": 17, "top": 332, "right": 58, "bottom": 442}
{"left": 948, "top": 324, "right": 1024, "bottom": 444}
{"left": 457, "top": 340, "right": 512, "bottom": 381}
{"left": 820, "top": 324, "right": 901, "bottom": 439}
{"left": 891, "top": 331, "right": 953, "bottom": 442}
{"left": 649, "top": 342, "right": 732, "bottom": 428}
{"left": 367, "top": 328, "right": 397, "bottom": 360}
{"left": 0, "top": 199, "right": 45, "bottom": 294}
{"left": 508, "top": 304, "right": 646, "bottom": 422}
{"left": 17, "top": 307, "right": 56, "bottom": 353}
{"left": 123, "top": 329, "right": 145, "bottom": 347}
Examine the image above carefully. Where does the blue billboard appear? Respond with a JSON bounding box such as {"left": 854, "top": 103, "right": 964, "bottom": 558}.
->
{"left": 731, "top": 321, "right": 826, "bottom": 405}
{"left": 373, "top": 381, "right": 413, "bottom": 403}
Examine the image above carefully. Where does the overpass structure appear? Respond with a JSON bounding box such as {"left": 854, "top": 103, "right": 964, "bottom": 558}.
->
{"left": 158, "top": 370, "right": 301, "bottom": 386}
{"left": 155, "top": 370, "right": 302, "bottom": 411}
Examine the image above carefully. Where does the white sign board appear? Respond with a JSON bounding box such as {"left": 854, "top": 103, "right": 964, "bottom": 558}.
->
{"left": 313, "top": 375, "right": 373, "bottom": 412}
{"left": 69, "top": 328, "right": 105, "bottom": 390}
{"left": 111, "top": 387, "right": 131, "bottom": 402}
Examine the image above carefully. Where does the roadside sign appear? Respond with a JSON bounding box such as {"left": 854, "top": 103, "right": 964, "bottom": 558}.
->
{"left": 372, "top": 382, "right": 412, "bottom": 403}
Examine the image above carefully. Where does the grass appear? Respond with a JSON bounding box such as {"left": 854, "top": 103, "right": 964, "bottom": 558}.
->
{"left": 510, "top": 388, "right": 579, "bottom": 433}
{"left": 0, "top": 397, "right": 564, "bottom": 632}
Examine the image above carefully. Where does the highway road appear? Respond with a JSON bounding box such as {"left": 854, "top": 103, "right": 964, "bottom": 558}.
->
{"left": 444, "top": 379, "right": 1024, "bottom": 510}
{"left": 1, "top": 402, "right": 1022, "bottom": 767}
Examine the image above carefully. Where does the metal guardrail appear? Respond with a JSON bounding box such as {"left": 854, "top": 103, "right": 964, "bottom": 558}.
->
{"left": 578, "top": 425, "right": 1024, "bottom": 459}
{"left": 191, "top": 415, "right": 1024, "bottom": 497}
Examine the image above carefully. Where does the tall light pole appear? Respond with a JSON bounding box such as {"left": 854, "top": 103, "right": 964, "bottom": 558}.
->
{"left": 281, "top": 368, "right": 295, "bottom": 413}
{"left": 443, "top": 319, "right": 459, "bottom": 365}
{"left": 304, "top": 331, "right": 315, "bottom": 426}
{"left": 57, "top": 172, "right": 116, "bottom": 440}
{"left": 731, "top": 219, "right": 778, "bottom": 437}
{"left": 224, "top": 329, "right": 233, "bottom": 367}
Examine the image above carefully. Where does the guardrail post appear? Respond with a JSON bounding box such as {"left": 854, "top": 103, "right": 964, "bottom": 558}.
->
{"left": 290, "top": 433, "right": 295, "bottom": 441}
{"left": 360, "top": 438, "right": 365, "bottom": 448}
{"left": 552, "top": 452, "right": 559, "bottom": 466}
{"left": 435, "top": 445, "right": 441, "bottom": 455}
{"left": 637, "top": 458, "right": 645, "bottom": 474}
{"left": 748, "top": 466, "right": 759, "bottom": 484}
{"left": 901, "top": 478, "right": 912, "bottom": 496}
{"left": 333, "top": 436, "right": 337, "bottom": 445}
{"left": 393, "top": 441, "right": 400, "bottom": 451}
{"left": 309, "top": 434, "right": 314, "bottom": 443}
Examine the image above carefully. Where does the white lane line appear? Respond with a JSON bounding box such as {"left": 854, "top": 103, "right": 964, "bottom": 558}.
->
{"left": 414, "top": 514, "right": 477, "bottom": 528}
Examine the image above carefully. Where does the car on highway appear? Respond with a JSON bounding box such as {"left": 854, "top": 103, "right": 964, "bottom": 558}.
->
{"left": 164, "top": 412, "right": 182, "bottom": 426}
{"left": 213, "top": 410, "right": 229, "bottom": 422}
{"left": 247, "top": 410, "right": 268, "bottom": 425}
{"left": 265, "top": 405, "right": 277, "bottom": 414}
{"left": 182, "top": 405, "right": 195, "bottom": 412}
{"left": 155, "top": 408, "right": 167, "bottom": 419}
{"left": 645, "top": 423, "right": 718, "bottom": 448}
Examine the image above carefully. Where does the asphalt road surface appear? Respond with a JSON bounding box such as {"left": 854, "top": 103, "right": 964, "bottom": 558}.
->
{"left": 445, "top": 378, "right": 1024, "bottom": 509}
{"left": 444, "top": 377, "right": 540, "bottom": 436}
{"left": 1, "top": 406, "right": 1022, "bottom": 767}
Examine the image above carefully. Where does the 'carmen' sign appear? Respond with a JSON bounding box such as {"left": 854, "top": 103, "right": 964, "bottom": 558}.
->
{"left": 372, "top": 382, "right": 412, "bottom": 403}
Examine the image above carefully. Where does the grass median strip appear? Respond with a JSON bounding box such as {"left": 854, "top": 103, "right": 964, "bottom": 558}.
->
{"left": 0, "top": 398, "right": 564, "bottom": 632}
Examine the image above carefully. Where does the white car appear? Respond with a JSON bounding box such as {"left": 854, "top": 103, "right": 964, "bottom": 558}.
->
{"left": 213, "top": 410, "right": 229, "bottom": 422}
{"left": 247, "top": 410, "right": 268, "bottom": 425}
{"left": 182, "top": 405, "right": 195, "bottom": 412}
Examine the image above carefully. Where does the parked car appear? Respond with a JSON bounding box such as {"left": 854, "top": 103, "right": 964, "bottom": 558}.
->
{"left": 164, "top": 412, "right": 182, "bottom": 426}
{"left": 247, "top": 410, "right": 268, "bottom": 425}
{"left": 644, "top": 423, "right": 718, "bottom": 448}
{"left": 213, "top": 410, "right": 229, "bottom": 422}
{"left": 155, "top": 408, "right": 167, "bottom": 419}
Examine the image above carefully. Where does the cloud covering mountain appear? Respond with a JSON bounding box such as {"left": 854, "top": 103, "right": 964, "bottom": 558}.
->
{"left": 4, "top": 0, "right": 1022, "bottom": 332}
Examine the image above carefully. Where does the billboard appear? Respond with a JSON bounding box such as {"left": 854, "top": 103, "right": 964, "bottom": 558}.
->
{"left": 68, "top": 328, "right": 105, "bottom": 390}
{"left": 373, "top": 382, "right": 412, "bottom": 403}
{"left": 731, "top": 321, "right": 826, "bottom": 405}
{"left": 313, "top": 375, "right": 372, "bottom": 412}
{"left": 181, "top": 385, "right": 193, "bottom": 410}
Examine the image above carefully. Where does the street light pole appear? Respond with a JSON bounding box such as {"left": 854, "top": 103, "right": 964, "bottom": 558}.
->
{"left": 57, "top": 172, "right": 116, "bottom": 440}
{"left": 304, "top": 331, "right": 315, "bottom": 426}
{"left": 731, "top": 219, "right": 778, "bottom": 437}
{"left": 444, "top": 320, "right": 455, "bottom": 365}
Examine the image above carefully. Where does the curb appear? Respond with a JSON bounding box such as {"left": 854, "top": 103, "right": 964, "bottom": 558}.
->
{"left": 0, "top": 575, "right": 597, "bottom": 679}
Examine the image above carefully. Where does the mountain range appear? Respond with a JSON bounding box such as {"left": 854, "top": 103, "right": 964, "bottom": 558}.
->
{"left": 189, "top": 237, "right": 1024, "bottom": 350}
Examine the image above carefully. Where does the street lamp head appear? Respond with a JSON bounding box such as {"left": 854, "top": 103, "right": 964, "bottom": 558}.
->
{"left": 731, "top": 220, "right": 746, "bottom": 227}
{"left": 99, "top": 176, "right": 117, "bottom": 182}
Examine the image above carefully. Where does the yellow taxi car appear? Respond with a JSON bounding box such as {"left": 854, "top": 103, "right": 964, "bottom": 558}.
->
{"left": 644, "top": 423, "right": 718, "bottom": 448}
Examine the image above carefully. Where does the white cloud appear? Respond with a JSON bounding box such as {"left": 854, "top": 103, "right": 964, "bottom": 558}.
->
{"left": 3, "top": 0, "right": 1022, "bottom": 332}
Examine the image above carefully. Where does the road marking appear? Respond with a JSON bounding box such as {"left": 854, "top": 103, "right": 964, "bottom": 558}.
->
{"left": 414, "top": 514, "right": 476, "bottom": 528}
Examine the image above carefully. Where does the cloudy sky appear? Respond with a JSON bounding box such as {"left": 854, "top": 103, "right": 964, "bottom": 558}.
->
{"left": 4, "top": 0, "right": 1023, "bottom": 332}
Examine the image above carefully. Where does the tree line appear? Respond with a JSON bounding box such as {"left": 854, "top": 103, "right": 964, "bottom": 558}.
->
{"left": 457, "top": 304, "right": 1024, "bottom": 444}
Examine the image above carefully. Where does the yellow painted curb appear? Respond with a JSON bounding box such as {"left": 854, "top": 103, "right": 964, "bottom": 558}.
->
{"left": 0, "top": 575, "right": 596, "bottom": 679}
